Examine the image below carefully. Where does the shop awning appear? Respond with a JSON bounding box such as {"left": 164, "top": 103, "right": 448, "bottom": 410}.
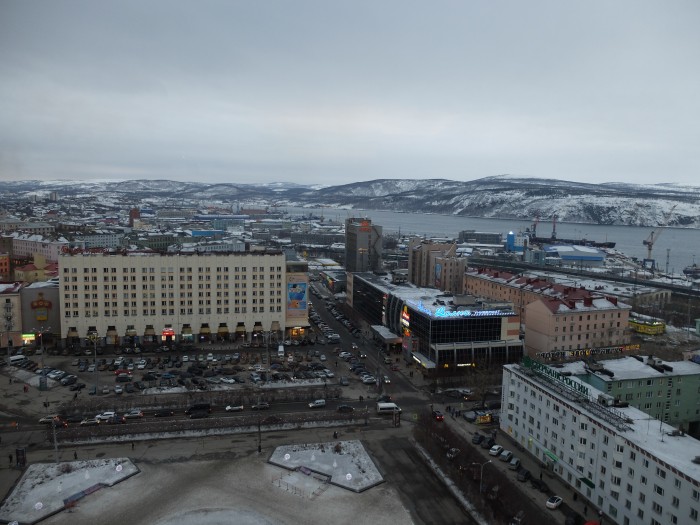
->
{"left": 199, "top": 326, "right": 211, "bottom": 335}
{"left": 217, "top": 324, "right": 229, "bottom": 335}
{"left": 181, "top": 325, "right": 193, "bottom": 335}
{"left": 235, "top": 324, "right": 246, "bottom": 333}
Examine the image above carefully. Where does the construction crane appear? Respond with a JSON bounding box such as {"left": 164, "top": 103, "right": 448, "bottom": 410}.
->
{"left": 642, "top": 204, "right": 677, "bottom": 272}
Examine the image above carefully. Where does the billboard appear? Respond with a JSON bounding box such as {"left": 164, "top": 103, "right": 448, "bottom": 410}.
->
{"left": 286, "top": 276, "right": 308, "bottom": 320}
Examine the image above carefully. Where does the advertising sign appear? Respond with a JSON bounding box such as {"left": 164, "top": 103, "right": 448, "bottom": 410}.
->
{"left": 286, "top": 276, "right": 308, "bottom": 320}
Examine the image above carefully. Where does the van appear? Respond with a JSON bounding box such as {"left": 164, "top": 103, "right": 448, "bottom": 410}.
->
{"left": 509, "top": 457, "right": 521, "bottom": 471}
{"left": 278, "top": 345, "right": 285, "bottom": 358}
{"left": 185, "top": 403, "right": 211, "bottom": 415}
{"left": 499, "top": 450, "right": 514, "bottom": 462}
{"left": 308, "top": 399, "right": 326, "bottom": 409}
{"left": 376, "top": 402, "right": 402, "bottom": 415}
{"left": 9, "top": 355, "right": 27, "bottom": 366}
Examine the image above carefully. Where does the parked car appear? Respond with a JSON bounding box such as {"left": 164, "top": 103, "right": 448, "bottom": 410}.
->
{"left": 80, "top": 417, "right": 100, "bottom": 426}
{"left": 480, "top": 437, "right": 496, "bottom": 449}
{"left": 446, "top": 448, "right": 460, "bottom": 460}
{"left": 489, "top": 445, "right": 504, "bottom": 457}
{"left": 545, "top": 496, "right": 563, "bottom": 509}
{"left": 336, "top": 404, "right": 354, "bottom": 413}
{"left": 124, "top": 409, "right": 144, "bottom": 419}
{"left": 251, "top": 402, "right": 270, "bottom": 410}
{"left": 69, "top": 382, "right": 86, "bottom": 391}
{"left": 154, "top": 409, "right": 174, "bottom": 417}
{"left": 471, "top": 432, "right": 484, "bottom": 444}
{"left": 517, "top": 469, "right": 531, "bottom": 482}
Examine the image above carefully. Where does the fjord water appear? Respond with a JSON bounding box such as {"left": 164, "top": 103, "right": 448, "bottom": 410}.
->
{"left": 286, "top": 206, "right": 700, "bottom": 275}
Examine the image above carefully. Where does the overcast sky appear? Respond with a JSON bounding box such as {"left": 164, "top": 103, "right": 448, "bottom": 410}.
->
{"left": 1, "top": 1, "right": 699, "bottom": 187}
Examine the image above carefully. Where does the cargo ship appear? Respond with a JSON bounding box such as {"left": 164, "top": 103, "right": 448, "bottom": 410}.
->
{"left": 683, "top": 264, "right": 700, "bottom": 279}
{"left": 525, "top": 215, "right": 616, "bottom": 248}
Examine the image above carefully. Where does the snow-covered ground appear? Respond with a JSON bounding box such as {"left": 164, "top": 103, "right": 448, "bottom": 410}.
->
{"left": 0, "top": 442, "right": 406, "bottom": 525}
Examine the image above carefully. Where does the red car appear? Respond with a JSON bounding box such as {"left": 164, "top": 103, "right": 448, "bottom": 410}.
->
{"left": 432, "top": 410, "right": 444, "bottom": 421}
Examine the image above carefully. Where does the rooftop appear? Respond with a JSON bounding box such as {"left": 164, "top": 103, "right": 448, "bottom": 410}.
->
{"left": 555, "top": 355, "right": 700, "bottom": 381}
{"left": 355, "top": 272, "right": 514, "bottom": 319}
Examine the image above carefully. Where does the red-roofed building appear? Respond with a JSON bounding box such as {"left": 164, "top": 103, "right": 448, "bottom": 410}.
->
{"left": 464, "top": 268, "right": 631, "bottom": 357}
{"left": 524, "top": 294, "right": 630, "bottom": 357}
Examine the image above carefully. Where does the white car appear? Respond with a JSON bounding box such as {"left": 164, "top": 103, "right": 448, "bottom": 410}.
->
{"left": 114, "top": 385, "right": 123, "bottom": 394}
{"left": 225, "top": 404, "right": 244, "bottom": 412}
{"left": 220, "top": 376, "right": 236, "bottom": 384}
{"left": 545, "top": 496, "right": 563, "bottom": 509}
{"left": 207, "top": 353, "right": 214, "bottom": 361}
{"left": 95, "top": 411, "right": 116, "bottom": 421}
{"left": 489, "top": 445, "right": 504, "bottom": 457}
{"left": 182, "top": 355, "right": 189, "bottom": 362}
{"left": 323, "top": 369, "right": 335, "bottom": 378}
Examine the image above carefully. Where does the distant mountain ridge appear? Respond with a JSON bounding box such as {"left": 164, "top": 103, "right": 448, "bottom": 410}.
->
{"left": 1, "top": 176, "right": 698, "bottom": 228}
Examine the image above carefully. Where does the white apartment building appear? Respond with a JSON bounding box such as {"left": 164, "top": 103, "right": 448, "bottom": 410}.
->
{"left": 502, "top": 358, "right": 700, "bottom": 525}
{"left": 12, "top": 234, "right": 69, "bottom": 262}
{"left": 59, "top": 251, "right": 295, "bottom": 345}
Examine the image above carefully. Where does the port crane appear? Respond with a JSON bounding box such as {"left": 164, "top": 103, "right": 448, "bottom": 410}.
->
{"left": 642, "top": 204, "right": 677, "bottom": 272}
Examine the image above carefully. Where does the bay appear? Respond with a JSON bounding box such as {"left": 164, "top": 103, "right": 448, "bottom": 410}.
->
{"left": 284, "top": 206, "right": 700, "bottom": 275}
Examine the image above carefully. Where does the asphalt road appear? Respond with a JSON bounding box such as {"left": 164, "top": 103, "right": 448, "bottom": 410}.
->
{"left": 366, "top": 435, "right": 477, "bottom": 525}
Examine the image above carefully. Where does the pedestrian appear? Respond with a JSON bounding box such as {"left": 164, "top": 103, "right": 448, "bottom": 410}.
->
{"left": 131, "top": 442, "right": 135, "bottom": 450}
{"left": 583, "top": 504, "right": 587, "bottom": 515}
{"left": 73, "top": 451, "right": 78, "bottom": 460}
{"left": 8, "top": 454, "right": 12, "bottom": 465}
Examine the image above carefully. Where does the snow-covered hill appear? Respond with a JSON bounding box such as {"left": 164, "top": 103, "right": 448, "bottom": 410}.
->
{"left": 1, "top": 176, "right": 698, "bottom": 228}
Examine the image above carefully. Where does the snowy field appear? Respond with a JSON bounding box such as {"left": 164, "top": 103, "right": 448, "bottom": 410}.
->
{"left": 0, "top": 443, "right": 409, "bottom": 525}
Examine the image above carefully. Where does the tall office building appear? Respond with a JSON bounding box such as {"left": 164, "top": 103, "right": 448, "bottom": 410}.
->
{"left": 344, "top": 218, "right": 382, "bottom": 273}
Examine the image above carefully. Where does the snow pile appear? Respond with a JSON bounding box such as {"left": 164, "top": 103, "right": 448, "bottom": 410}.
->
{"left": 269, "top": 440, "right": 383, "bottom": 492}
{"left": 0, "top": 458, "right": 138, "bottom": 523}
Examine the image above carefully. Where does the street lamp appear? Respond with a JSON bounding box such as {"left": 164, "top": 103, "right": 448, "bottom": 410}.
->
{"left": 33, "top": 326, "right": 51, "bottom": 367}
{"left": 472, "top": 460, "right": 492, "bottom": 495}
{"left": 87, "top": 329, "right": 100, "bottom": 394}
